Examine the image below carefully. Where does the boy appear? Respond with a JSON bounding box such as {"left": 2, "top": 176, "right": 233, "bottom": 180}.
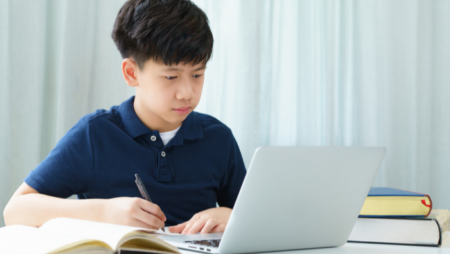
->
{"left": 3, "top": 0, "right": 246, "bottom": 235}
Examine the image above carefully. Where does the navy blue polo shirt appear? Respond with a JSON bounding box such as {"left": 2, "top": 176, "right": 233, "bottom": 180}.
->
{"left": 25, "top": 96, "right": 247, "bottom": 226}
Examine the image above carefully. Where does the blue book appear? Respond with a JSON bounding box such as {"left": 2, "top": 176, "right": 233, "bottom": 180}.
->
{"left": 359, "top": 187, "right": 432, "bottom": 217}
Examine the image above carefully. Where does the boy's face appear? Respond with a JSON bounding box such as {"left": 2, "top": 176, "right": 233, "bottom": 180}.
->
{"left": 122, "top": 58, "right": 206, "bottom": 132}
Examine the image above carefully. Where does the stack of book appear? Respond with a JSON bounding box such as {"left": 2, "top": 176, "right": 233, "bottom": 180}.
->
{"left": 348, "top": 187, "right": 450, "bottom": 246}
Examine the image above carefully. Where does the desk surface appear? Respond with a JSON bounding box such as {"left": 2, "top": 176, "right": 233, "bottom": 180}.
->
{"left": 179, "top": 237, "right": 450, "bottom": 254}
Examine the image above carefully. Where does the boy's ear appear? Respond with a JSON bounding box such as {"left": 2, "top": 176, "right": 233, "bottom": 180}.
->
{"left": 122, "top": 58, "right": 139, "bottom": 87}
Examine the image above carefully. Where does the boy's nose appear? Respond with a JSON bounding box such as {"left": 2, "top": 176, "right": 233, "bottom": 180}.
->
{"left": 176, "top": 80, "right": 194, "bottom": 101}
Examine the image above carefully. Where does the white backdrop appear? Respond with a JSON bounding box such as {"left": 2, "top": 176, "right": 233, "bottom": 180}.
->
{"left": 1, "top": 0, "right": 449, "bottom": 227}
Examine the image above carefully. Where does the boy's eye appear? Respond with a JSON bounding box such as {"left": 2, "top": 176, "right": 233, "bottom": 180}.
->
{"left": 166, "top": 76, "right": 176, "bottom": 80}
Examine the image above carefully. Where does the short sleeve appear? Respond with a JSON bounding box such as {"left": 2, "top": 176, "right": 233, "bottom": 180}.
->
{"left": 24, "top": 116, "right": 94, "bottom": 198}
{"left": 216, "top": 133, "right": 246, "bottom": 208}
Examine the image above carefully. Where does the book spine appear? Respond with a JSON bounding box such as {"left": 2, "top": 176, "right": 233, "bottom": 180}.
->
{"left": 434, "top": 218, "right": 442, "bottom": 246}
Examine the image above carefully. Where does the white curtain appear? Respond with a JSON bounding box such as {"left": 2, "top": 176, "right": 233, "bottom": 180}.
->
{"left": 1, "top": 0, "right": 449, "bottom": 227}
{"left": 195, "top": 0, "right": 450, "bottom": 211}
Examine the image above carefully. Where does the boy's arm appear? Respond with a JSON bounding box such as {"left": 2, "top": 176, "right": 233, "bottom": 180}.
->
{"left": 4, "top": 115, "right": 164, "bottom": 229}
{"left": 3, "top": 182, "right": 166, "bottom": 229}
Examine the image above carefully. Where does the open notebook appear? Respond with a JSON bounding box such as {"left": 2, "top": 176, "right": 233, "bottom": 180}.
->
{"left": 0, "top": 217, "right": 180, "bottom": 254}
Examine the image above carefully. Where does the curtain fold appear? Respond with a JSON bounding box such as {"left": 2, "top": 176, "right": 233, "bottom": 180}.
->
{"left": 1, "top": 0, "right": 449, "bottom": 227}
{"left": 194, "top": 0, "right": 450, "bottom": 210}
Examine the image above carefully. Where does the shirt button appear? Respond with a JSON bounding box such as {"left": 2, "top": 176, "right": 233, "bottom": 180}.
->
{"left": 150, "top": 135, "right": 156, "bottom": 141}
{"left": 161, "top": 151, "right": 166, "bottom": 157}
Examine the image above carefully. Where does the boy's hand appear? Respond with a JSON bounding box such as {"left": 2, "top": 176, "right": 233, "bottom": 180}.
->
{"left": 102, "top": 197, "right": 166, "bottom": 230}
{"left": 168, "top": 207, "right": 232, "bottom": 234}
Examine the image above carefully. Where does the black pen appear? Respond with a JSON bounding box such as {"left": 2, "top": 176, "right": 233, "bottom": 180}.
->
{"left": 135, "top": 173, "right": 165, "bottom": 232}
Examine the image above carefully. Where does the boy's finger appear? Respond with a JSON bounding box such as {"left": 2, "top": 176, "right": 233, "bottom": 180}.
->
{"left": 210, "top": 223, "right": 226, "bottom": 233}
{"left": 186, "top": 218, "right": 208, "bottom": 234}
{"left": 200, "top": 218, "right": 219, "bottom": 234}
{"left": 181, "top": 218, "right": 198, "bottom": 234}
{"left": 168, "top": 222, "right": 187, "bottom": 233}
{"left": 139, "top": 199, "right": 167, "bottom": 222}
{"left": 135, "top": 208, "right": 165, "bottom": 229}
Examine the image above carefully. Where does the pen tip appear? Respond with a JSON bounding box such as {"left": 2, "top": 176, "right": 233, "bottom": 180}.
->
{"left": 162, "top": 228, "right": 165, "bottom": 232}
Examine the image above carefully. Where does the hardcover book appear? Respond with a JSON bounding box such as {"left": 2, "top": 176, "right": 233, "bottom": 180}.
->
{"left": 349, "top": 209, "right": 450, "bottom": 246}
{"left": 359, "top": 187, "right": 432, "bottom": 217}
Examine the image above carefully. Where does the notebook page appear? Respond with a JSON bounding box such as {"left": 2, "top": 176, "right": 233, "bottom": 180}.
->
{"left": 0, "top": 225, "right": 101, "bottom": 254}
{"left": 40, "top": 217, "right": 154, "bottom": 250}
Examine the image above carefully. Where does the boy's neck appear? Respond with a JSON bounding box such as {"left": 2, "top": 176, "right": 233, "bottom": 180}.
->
{"left": 133, "top": 95, "right": 182, "bottom": 133}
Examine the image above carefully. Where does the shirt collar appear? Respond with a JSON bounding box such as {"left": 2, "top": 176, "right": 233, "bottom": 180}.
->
{"left": 118, "top": 96, "right": 152, "bottom": 138}
{"left": 119, "top": 96, "right": 203, "bottom": 141}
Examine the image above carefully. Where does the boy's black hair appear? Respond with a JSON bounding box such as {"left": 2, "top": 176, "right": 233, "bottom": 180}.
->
{"left": 112, "top": 0, "right": 213, "bottom": 69}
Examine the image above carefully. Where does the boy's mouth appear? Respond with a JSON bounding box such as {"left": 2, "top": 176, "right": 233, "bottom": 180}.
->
{"left": 173, "top": 106, "right": 191, "bottom": 115}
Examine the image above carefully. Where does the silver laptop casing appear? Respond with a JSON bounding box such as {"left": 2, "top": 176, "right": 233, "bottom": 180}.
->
{"left": 159, "top": 146, "right": 386, "bottom": 254}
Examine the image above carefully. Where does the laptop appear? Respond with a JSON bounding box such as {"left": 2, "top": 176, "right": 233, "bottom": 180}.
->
{"left": 158, "top": 146, "right": 386, "bottom": 253}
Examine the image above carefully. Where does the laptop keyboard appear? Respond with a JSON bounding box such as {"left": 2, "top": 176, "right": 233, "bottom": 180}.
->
{"left": 184, "top": 239, "right": 221, "bottom": 248}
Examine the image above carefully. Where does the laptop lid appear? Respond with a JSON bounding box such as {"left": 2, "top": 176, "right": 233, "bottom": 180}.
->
{"left": 158, "top": 146, "right": 386, "bottom": 254}
{"left": 218, "top": 146, "right": 386, "bottom": 253}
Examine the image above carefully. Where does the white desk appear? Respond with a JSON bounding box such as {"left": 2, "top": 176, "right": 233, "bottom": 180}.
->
{"left": 179, "top": 237, "right": 450, "bottom": 254}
